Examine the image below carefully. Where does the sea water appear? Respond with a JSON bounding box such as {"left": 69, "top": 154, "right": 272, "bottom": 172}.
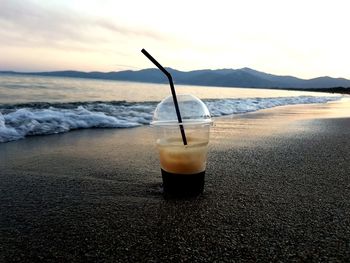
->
{"left": 0, "top": 74, "right": 341, "bottom": 143}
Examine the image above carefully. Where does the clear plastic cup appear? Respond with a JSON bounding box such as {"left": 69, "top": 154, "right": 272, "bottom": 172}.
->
{"left": 152, "top": 94, "right": 212, "bottom": 197}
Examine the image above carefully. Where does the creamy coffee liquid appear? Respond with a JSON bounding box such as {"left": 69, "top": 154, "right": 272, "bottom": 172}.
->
{"left": 157, "top": 137, "right": 208, "bottom": 174}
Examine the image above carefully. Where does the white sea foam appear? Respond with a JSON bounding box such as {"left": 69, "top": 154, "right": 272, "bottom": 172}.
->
{"left": 0, "top": 106, "right": 140, "bottom": 143}
{"left": 205, "top": 96, "right": 340, "bottom": 117}
{"left": 0, "top": 95, "right": 341, "bottom": 143}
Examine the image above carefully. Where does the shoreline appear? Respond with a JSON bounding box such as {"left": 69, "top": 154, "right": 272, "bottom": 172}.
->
{"left": 1, "top": 99, "right": 350, "bottom": 261}
{"left": 0, "top": 96, "right": 346, "bottom": 144}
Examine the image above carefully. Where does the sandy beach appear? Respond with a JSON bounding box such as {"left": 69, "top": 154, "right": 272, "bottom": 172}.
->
{"left": 1, "top": 98, "right": 350, "bottom": 262}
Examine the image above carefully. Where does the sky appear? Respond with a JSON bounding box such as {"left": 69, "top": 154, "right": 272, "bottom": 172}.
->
{"left": 0, "top": 0, "right": 350, "bottom": 79}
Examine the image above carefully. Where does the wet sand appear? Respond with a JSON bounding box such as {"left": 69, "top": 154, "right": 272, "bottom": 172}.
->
{"left": 1, "top": 98, "right": 350, "bottom": 262}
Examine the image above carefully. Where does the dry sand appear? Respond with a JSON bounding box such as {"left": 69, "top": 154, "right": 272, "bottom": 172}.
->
{"left": 1, "top": 98, "right": 350, "bottom": 262}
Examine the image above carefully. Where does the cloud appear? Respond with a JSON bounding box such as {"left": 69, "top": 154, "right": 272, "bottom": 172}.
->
{"left": 95, "top": 19, "right": 166, "bottom": 40}
{"left": 0, "top": 1, "right": 80, "bottom": 41}
{"left": 0, "top": 0, "right": 165, "bottom": 51}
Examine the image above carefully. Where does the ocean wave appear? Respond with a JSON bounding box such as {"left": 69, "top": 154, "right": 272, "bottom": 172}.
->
{"left": 0, "top": 96, "right": 341, "bottom": 143}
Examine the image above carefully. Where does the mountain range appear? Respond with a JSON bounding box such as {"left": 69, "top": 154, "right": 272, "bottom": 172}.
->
{"left": 1, "top": 68, "right": 350, "bottom": 89}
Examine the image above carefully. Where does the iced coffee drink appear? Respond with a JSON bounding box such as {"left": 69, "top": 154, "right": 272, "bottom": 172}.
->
{"left": 152, "top": 94, "right": 212, "bottom": 197}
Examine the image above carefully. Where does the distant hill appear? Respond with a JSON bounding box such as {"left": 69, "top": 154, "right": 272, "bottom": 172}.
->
{"left": 1, "top": 68, "right": 350, "bottom": 89}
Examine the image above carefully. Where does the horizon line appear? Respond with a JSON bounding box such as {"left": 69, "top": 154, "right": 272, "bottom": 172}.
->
{"left": 0, "top": 68, "right": 347, "bottom": 81}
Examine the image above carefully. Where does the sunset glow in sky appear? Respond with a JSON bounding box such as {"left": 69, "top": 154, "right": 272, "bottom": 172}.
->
{"left": 0, "top": 0, "right": 350, "bottom": 79}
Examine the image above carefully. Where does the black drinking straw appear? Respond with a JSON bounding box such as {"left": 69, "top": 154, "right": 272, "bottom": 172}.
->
{"left": 141, "top": 48, "right": 187, "bottom": 145}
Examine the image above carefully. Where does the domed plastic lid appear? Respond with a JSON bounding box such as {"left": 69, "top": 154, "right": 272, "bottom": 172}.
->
{"left": 152, "top": 94, "right": 212, "bottom": 126}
